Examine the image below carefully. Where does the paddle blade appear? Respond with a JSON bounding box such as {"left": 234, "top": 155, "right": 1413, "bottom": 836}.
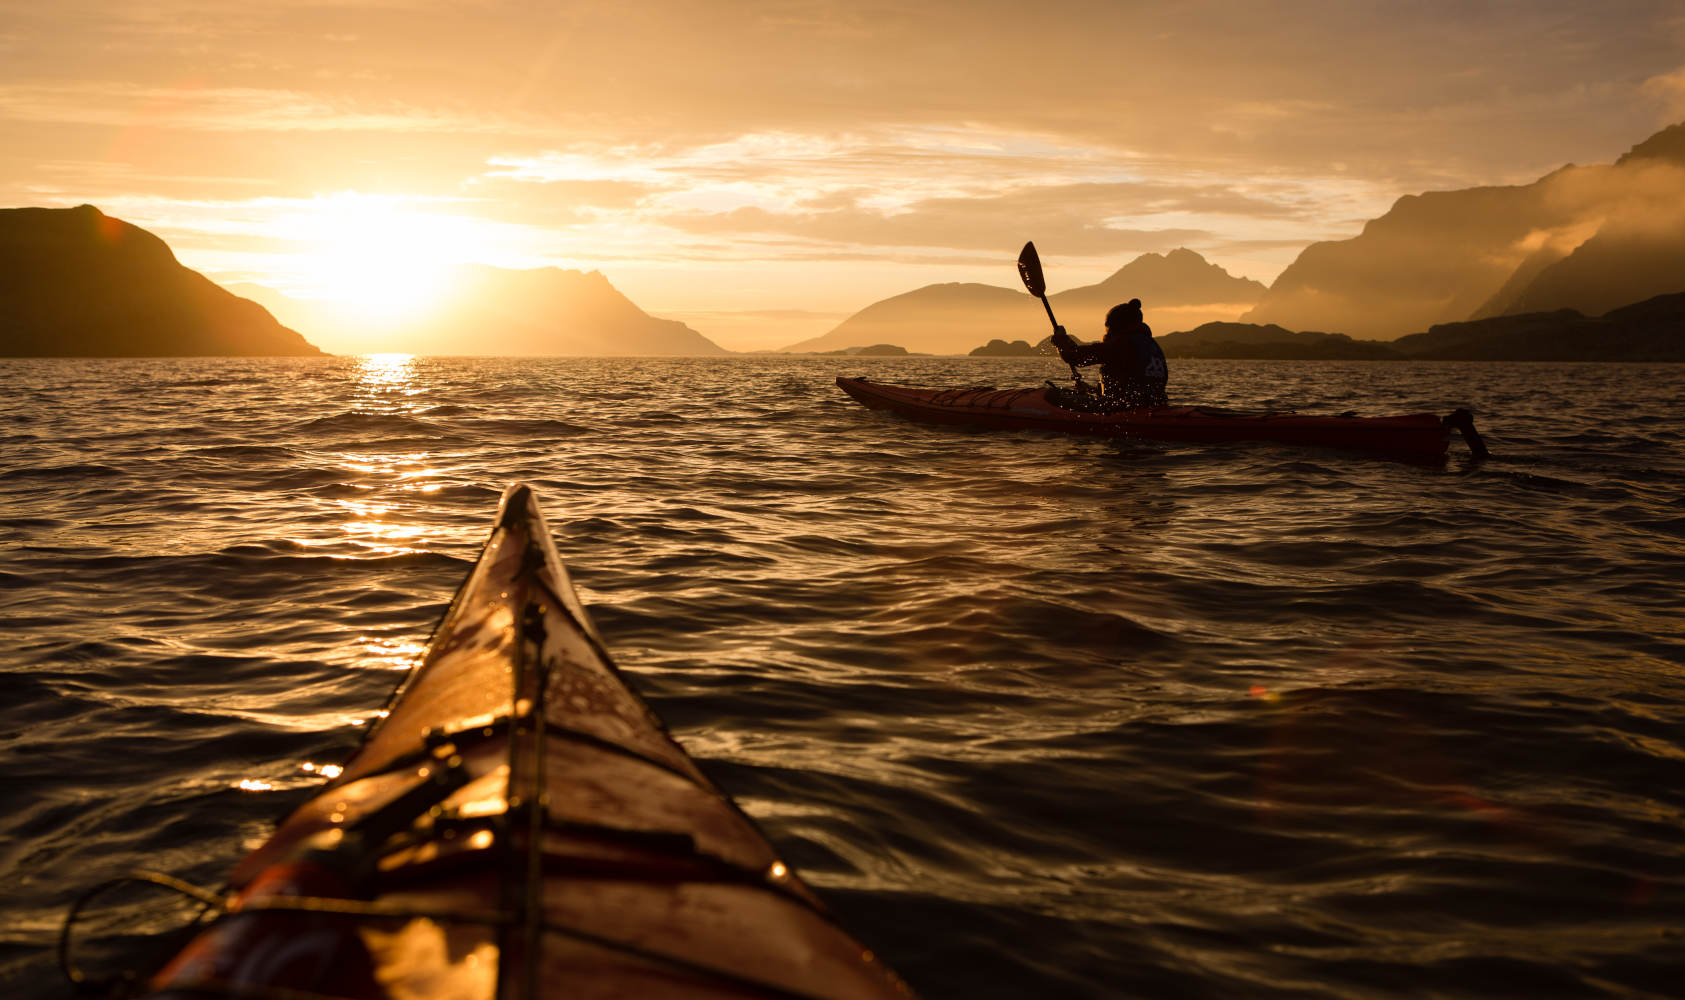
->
{"left": 1017, "top": 241, "right": 1046, "bottom": 297}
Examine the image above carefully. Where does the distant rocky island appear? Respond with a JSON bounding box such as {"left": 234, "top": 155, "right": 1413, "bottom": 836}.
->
{"left": 969, "top": 339, "right": 1041, "bottom": 357}
{"left": 814, "top": 343, "right": 912, "bottom": 356}
{"left": 969, "top": 338, "right": 1065, "bottom": 357}
{"left": 0, "top": 205, "right": 321, "bottom": 357}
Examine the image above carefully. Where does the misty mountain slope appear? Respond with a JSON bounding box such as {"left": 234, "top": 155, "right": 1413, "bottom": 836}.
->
{"left": 1242, "top": 121, "right": 1685, "bottom": 338}
{"left": 783, "top": 282, "right": 1033, "bottom": 355}
{"left": 418, "top": 266, "right": 725, "bottom": 356}
{"left": 0, "top": 205, "right": 321, "bottom": 357}
{"left": 1468, "top": 239, "right": 1577, "bottom": 319}
{"left": 1242, "top": 175, "right": 1597, "bottom": 338}
{"left": 236, "top": 266, "right": 726, "bottom": 356}
{"left": 1499, "top": 227, "right": 1685, "bottom": 318}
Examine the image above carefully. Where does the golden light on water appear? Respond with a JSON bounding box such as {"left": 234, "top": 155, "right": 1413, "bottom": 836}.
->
{"left": 351, "top": 635, "right": 429, "bottom": 672}
{"left": 339, "top": 519, "right": 430, "bottom": 550}
{"left": 335, "top": 454, "right": 435, "bottom": 475}
{"left": 268, "top": 349, "right": 444, "bottom": 748}
{"left": 287, "top": 356, "right": 450, "bottom": 557}
{"left": 355, "top": 353, "right": 420, "bottom": 397}
{"left": 285, "top": 492, "right": 439, "bottom": 556}
{"left": 321, "top": 479, "right": 445, "bottom": 554}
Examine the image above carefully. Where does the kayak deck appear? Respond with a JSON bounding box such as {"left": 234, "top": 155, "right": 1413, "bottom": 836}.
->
{"left": 141, "top": 483, "right": 912, "bottom": 999}
{"left": 836, "top": 376, "right": 1486, "bottom": 458}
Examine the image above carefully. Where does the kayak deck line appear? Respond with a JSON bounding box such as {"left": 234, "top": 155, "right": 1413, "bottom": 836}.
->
{"left": 65, "top": 483, "right": 914, "bottom": 1000}
{"left": 836, "top": 375, "right": 1489, "bottom": 459}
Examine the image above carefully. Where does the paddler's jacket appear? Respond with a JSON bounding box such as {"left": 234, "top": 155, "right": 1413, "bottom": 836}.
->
{"left": 1052, "top": 321, "right": 1169, "bottom": 409}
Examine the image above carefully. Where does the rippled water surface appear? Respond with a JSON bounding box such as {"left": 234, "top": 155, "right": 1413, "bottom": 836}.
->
{"left": 2, "top": 355, "right": 1683, "bottom": 998}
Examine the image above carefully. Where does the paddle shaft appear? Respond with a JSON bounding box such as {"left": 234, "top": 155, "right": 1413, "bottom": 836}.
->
{"left": 1036, "top": 295, "right": 1081, "bottom": 383}
{"left": 1037, "top": 294, "right": 1058, "bottom": 331}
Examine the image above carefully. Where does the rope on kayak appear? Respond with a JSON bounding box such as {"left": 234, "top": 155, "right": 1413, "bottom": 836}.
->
{"left": 118, "top": 978, "right": 375, "bottom": 999}
{"left": 58, "top": 870, "right": 225, "bottom": 994}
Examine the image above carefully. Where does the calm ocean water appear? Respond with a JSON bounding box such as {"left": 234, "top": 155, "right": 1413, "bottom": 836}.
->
{"left": 2, "top": 355, "right": 1682, "bottom": 998}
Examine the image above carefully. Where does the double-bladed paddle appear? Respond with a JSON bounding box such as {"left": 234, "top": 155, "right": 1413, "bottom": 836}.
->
{"left": 1018, "top": 241, "right": 1080, "bottom": 382}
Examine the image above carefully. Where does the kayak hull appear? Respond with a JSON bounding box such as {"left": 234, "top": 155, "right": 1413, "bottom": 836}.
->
{"left": 836, "top": 376, "right": 1462, "bottom": 457}
{"left": 142, "top": 484, "right": 912, "bottom": 1000}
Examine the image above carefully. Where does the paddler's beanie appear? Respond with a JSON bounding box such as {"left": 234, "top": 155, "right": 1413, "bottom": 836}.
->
{"left": 1105, "top": 299, "right": 1145, "bottom": 328}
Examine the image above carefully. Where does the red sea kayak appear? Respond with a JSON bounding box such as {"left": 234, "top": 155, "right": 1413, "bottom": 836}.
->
{"left": 111, "top": 483, "right": 912, "bottom": 999}
{"left": 836, "top": 376, "right": 1487, "bottom": 459}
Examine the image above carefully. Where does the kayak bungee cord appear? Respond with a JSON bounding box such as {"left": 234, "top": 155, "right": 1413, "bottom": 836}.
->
{"left": 59, "top": 871, "right": 222, "bottom": 995}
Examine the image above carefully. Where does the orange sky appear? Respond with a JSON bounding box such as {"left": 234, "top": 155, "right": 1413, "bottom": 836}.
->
{"left": 4, "top": 1, "right": 1683, "bottom": 350}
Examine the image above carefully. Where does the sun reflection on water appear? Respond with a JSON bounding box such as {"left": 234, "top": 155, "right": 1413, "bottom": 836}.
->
{"left": 356, "top": 353, "right": 419, "bottom": 395}
{"left": 352, "top": 635, "right": 429, "bottom": 671}
{"left": 304, "top": 356, "right": 453, "bottom": 554}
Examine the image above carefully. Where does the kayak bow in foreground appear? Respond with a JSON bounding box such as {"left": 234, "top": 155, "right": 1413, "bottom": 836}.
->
{"left": 836, "top": 376, "right": 1487, "bottom": 459}
{"left": 88, "top": 484, "right": 912, "bottom": 999}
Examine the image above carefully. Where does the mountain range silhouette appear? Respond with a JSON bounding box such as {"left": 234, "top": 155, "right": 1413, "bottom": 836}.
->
{"left": 784, "top": 248, "right": 1265, "bottom": 355}
{"left": 5, "top": 120, "right": 1681, "bottom": 360}
{"left": 804, "top": 120, "right": 1685, "bottom": 360}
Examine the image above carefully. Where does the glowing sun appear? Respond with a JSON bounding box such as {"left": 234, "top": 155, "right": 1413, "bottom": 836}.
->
{"left": 293, "top": 194, "right": 467, "bottom": 323}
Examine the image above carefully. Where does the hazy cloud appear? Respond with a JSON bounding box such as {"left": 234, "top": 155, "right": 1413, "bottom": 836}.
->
{"left": 659, "top": 201, "right": 1211, "bottom": 258}
{"left": 0, "top": 84, "right": 510, "bottom": 134}
{"left": 1644, "top": 67, "right": 1685, "bottom": 117}
{"left": 477, "top": 129, "right": 1369, "bottom": 271}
